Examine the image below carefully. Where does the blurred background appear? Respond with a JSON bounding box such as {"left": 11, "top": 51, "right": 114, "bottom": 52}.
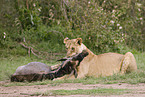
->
{"left": 0, "top": 0, "right": 145, "bottom": 59}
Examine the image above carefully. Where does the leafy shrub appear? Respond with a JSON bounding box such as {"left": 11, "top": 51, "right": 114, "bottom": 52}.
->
{"left": 14, "top": 0, "right": 42, "bottom": 30}
{"left": 1, "top": 0, "right": 145, "bottom": 55}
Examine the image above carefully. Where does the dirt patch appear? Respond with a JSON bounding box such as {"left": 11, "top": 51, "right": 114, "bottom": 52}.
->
{"left": 0, "top": 81, "right": 145, "bottom": 97}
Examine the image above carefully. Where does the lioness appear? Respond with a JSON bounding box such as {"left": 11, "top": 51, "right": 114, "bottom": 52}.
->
{"left": 63, "top": 37, "right": 137, "bottom": 78}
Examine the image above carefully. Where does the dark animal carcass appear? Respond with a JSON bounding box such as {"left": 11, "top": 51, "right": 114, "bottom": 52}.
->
{"left": 45, "top": 50, "right": 89, "bottom": 80}
{"left": 11, "top": 62, "right": 51, "bottom": 82}
{"left": 11, "top": 50, "right": 89, "bottom": 82}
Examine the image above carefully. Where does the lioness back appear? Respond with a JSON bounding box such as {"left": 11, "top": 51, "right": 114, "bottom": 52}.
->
{"left": 87, "top": 53, "right": 124, "bottom": 77}
{"left": 64, "top": 38, "right": 137, "bottom": 78}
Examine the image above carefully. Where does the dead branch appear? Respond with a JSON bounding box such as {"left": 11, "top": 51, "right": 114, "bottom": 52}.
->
{"left": 19, "top": 38, "right": 65, "bottom": 60}
{"left": 19, "top": 42, "right": 42, "bottom": 58}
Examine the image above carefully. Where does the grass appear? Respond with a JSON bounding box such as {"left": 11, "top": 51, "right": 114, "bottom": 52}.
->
{"left": 30, "top": 88, "right": 131, "bottom": 96}
{"left": 0, "top": 52, "right": 62, "bottom": 81}
{"left": 0, "top": 49, "right": 144, "bottom": 96}
{"left": 0, "top": 56, "right": 59, "bottom": 81}
{"left": 0, "top": 49, "right": 145, "bottom": 85}
{"left": 2, "top": 70, "right": 144, "bottom": 87}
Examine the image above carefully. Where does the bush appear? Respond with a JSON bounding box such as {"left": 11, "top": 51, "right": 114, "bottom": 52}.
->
{"left": 1, "top": 0, "right": 145, "bottom": 56}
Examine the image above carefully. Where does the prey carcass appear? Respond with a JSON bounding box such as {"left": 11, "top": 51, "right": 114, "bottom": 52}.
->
{"left": 47, "top": 50, "right": 89, "bottom": 80}
{"left": 11, "top": 50, "right": 88, "bottom": 82}
{"left": 11, "top": 62, "right": 51, "bottom": 82}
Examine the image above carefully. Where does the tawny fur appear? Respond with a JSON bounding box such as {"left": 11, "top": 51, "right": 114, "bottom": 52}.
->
{"left": 63, "top": 37, "right": 137, "bottom": 78}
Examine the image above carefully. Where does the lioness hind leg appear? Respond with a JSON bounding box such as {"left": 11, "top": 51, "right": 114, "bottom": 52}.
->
{"left": 120, "top": 52, "right": 137, "bottom": 74}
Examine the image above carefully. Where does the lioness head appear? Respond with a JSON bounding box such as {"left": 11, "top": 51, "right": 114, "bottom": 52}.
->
{"left": 64, "top": 37, "right": 87, "bottom": 57}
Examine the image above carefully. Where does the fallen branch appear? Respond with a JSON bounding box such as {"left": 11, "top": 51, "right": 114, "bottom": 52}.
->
{"left": 19, "top": 42, "right": 42, "bottom": 58}
{"left": 19, "top": 38, "right": 65, "bottom": 60}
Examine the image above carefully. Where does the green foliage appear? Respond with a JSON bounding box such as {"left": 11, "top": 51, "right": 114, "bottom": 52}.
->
{"left": 21, "top": 25, "right": 66, "bottom": 53}
{"left": 0, "top": 0, "right": 145, "bottom": 55}
{"left": 14, "top": 0, "right": 42, "bottom": 30}
{"left": 12, "top": 0, "right": 145, "bottom": 53}
{"left": 60, "top": 0, "right": 145, "bottom": 52}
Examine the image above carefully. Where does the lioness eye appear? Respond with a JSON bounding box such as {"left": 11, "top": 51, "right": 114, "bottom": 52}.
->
{"left": 71, "top": 47, "right": 75, "bottom": 51}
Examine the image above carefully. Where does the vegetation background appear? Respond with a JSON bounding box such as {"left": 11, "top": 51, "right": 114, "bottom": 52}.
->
{"left": 0, "top": 0, "right": 145, "bottom": 81}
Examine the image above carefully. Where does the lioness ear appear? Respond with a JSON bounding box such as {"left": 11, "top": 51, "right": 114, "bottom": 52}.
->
{"left": 64, "top": 37, "right": 69, "bottom": 43}
{"left": 76, "top": 38, "right": 82, "bottom": 45}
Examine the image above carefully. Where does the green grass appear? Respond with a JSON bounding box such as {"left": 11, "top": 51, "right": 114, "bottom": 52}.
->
{"left": 0, "top": 50, "right": 145, "bottom": 85}
{"left": 31, "top": 88, "right": 131, "bottom": 96}
{"left": 0, "top": 54, "right": 61, "bottom": 81}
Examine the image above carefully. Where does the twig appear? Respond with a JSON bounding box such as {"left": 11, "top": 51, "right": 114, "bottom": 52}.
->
{"left": 19, "top": 42, "right": 45, "bottom": 59}
{"left": 19, "top": 38, "right": 65, "bottom": 60}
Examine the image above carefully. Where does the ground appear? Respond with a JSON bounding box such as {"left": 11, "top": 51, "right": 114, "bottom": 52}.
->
{"left": 0, "top": 81, "right": 145, "bottom": 97}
